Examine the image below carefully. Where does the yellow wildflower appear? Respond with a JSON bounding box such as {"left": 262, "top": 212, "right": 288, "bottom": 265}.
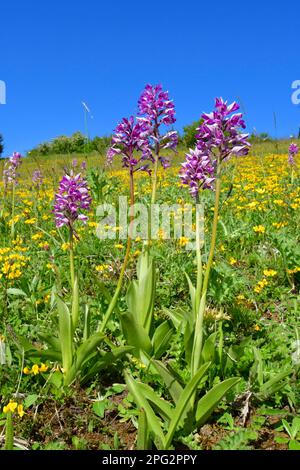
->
{"left": 263, "top": 269, "right": 277, "bottom": 277}
{"left": 17, "top": 404, "right": 25, "bottom": 418}
{"left": 95, "top": 264, "right": 109, "bottom": 273}
{"left": 31, "top": 232, "right": 43, "bottom": 241}
{"left": 253, "top": 225, "right": 265, "bottom": 234}
{"left": 272, "top": 222, "right": 287, "bottom": 229}
{"left": 24, "top": 218, "right": 37, "bottom": 225}
{"left": 254, "top": 278, "right": 268, "bottom": 293}
{"left": 3, "top": 400, "right": 18, "bottom": 414}
{"left": 39, "top": 363, "right": 49, "bottom": 373}
{"left": 61, "top": 242, "right": 71, "bottom": 251}
{"left": 178, "top": 236, "right": 189, "bottom": 247}
{"left": 31, "top": 364, "right": 40, "bottom": 375}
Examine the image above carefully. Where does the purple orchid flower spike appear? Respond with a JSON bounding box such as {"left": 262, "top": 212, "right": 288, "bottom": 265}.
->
{"left": 196, "top": 98, "right": 250, "bottom": 161}
{"left": 138, "top": 84, "right": 176, "bottom": 126}
{"left": 3, "top": 152, "right": 22, "bottom": 187}
{"left": 180, "top": 98, "right": 250, "bottom": 199}
{"left": 32, "top": 169, "right": 44, "bottom": 188}
{"left": 288, "top": 143, "right": 298, "bottom": 166}
{"left": 180, "top": 147, "right": 215, "bottom": 199}
{"left": 138, "top": 84, "right": 178, "bottom": 170}
{"left": 107, "top": 116, "right": 152, "bottom": 172}
{"left": 53, "top": 171, "right": 92, "bottom": 235}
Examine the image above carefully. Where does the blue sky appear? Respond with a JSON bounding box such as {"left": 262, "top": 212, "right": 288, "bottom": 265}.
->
{"left": 1, "top": 0, "right": 300, "bottom": 156}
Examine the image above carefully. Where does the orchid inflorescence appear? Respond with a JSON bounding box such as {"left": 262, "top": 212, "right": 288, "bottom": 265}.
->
{"left": 288, "top": 143, "right": 298, "bottom": 166}
{"left": 138, "top": 83, "right": 178, "bottom": 169}
{"left": 53, "top": 171, "right": 92, "bottom": 232}
{"left": 180, "top": 98, "right": 250, "bottom": 198}
{"left": 3, "top": 152, "right": 22, "bottom": 187}
{"left": 107, "top": 84, "right": 178, "bottom": 173}
{"left": 32, "top": 169, "right": 44, "bottom": 188}
{"left": 196, "top": 98, "right": 250, "bottom": 160}
{"left": 180, "top": 148, "right": 215, "bottom": 198}
{"left": 107, "top": 116, "right": 152, "bottom": 173}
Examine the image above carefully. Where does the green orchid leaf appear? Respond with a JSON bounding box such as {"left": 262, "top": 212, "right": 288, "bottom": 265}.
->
{"left": 196, "top": 377, "right": 240, "bottom": 426}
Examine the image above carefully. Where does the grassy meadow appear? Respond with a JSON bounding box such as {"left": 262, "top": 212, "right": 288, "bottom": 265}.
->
{"left": 0, "top": 139, "right": 299, "bottom": 451}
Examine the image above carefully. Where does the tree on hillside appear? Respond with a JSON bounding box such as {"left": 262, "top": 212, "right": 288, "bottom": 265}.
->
{"left": 182, "top": 119, "right": 202, "bottom": 148}
{"left": 0, "top": 133, "right": 4, "bottom": 157}
{"left": 28, "top": 132, "right": 112, "bottom": 156}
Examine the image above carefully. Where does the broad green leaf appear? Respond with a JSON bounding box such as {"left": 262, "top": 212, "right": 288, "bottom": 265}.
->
{"left": 83, "top": 305, "right": 90, "bottom": 341}
{"left": 14, "top": 334, "right": 40, "bottom": 353}
{"left": 93, "top": 400, "right": 107, "bottom": 418}
{"left": 109, "top": 384, "right": 126, "bottom": 394}
{"left": 125, "top": 371, "right": 165, "bottom": 449}
{"left": 196, "top": 377, "right": 240, "bottom": 426}
{"left": 150, "top": 359, "right": 183, "bottom": 404}
{"left": 24, "top": 394, "right": 39, "bottom": 408}
{"left": 49, "top": 370, "right": 63, "bottom": 388}
{"left": 126, "top": 252, "right": 156, "bottom": 334}
{"left": 163, "top": 307, "right": 184, "bottom": 330}
{"left": 38, "top": 332, "right": 61, "bottom": 352}
{"left": 137, "top": 409, "right": 151, "bottom": 450}
{"left": 185, "top": 272, "right": 196, "bottom": 315}
{"left": 289, "top": 440, "right": 300, "bottom": 450}
{"left": 291, "top": 417, "right": 300, "bottom": 437}
{"left": 120, "top": 311, "right": 152, "bottom": 356}
{"left": 164, "top": 362, "right": 211, "bottom": 449}
{"left": 26, "top": 349, "right": 62, "bottom": 361}
{"left": 259, "top": 369, "right": 292, "bottom": 398}
{"left": 184, "top": 320, "right": 194, "bottom": 368}
{"left": 282, "top": 419, "right": 292, "bottom": 438}
{"left": 138, "top": 382, "right": 173, "bottom": 421}
{"left": 201, "top": 332, "right": 218, "bottom": 364}
{"left": 57, "top": 297, "right": 73, "bottom": 374}
{"left": 65, "top": 332, "right": 105, "bottom": 385}
{"left": 80, "top": 346, "right": 133, "bottom": 384}
{"left": 152, "top": 321, "right": 173, "bottom": 359}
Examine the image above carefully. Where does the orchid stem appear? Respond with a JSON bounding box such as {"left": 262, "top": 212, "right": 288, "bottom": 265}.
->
{"left": 11, "top": 185, "right": 15, "bottom": 239}
{"left": 151, "top": 155, "right": 159, "bottom": 206}
{"left": 151, "top": 122, "right": 160, "bottom": 206}
{"left": 99, "top": 168, "right": 135, "bottom": 332}
{"left": 69, "top": 228, "right": 75, "bottom": 288}
{"left": 194, "top": 198, "right": 203, "bottom": 318}
{"left": 191, "top": 159, "right": 221, "bottom": 376}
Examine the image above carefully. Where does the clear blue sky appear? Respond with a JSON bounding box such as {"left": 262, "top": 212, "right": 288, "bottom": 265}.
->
{"left": 1, "top": 0, "right": 300, "bottom": 156}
